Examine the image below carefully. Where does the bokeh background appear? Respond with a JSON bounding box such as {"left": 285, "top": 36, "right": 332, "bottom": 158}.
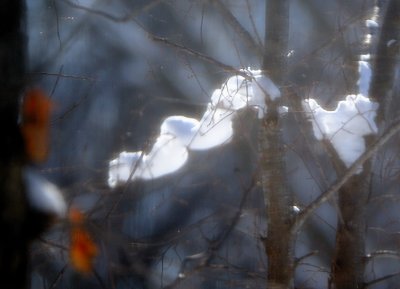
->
{"left": 27, "top": 1, "right": 400, "bottom": 288}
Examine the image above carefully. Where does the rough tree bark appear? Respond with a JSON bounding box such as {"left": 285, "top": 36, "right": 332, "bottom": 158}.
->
{"left": 329, "top": 6, "right": 369, "bottom": 288}
{"left": 369, "top": 0, "right": 400, "bottom": 123}
{"left": 331, "top": 1, "right": 400, "bottom": 288}
{"left": 330, "top": 166, "right": 371, "bottom": 289}
{"left": 260, "top": 1, "right": 293, "bottom": 289}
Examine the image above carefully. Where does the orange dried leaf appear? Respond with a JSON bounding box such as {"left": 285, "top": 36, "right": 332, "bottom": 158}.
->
{"left": 21, "top": 88, "right": 53, "bottom": 163}
{"left": 70, "top": 227, "right": 98, "bottom": 274}
{"left": 69, "top": 209, "right": 98, "bottom": 274}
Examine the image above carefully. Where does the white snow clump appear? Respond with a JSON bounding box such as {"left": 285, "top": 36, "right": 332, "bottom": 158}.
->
{"left": 108, "top": 69, "right": 281, "bottom": 187}
{"left": 358, "top": 61, "right": 371, "bottom": 96}
{"left": 303, "top": 55, "right": 379, "bottom": 173}
{"left": 365, "top": 19, "right": 378, "bottom": 28}
{"left": 303, "top": 57, "right": 379, "bottom": 171}
{"left": 301, "top": 11, "right": 380, "bottom": 171}
{"left": 303, "top": 94, "right": 378, "bottom": 170}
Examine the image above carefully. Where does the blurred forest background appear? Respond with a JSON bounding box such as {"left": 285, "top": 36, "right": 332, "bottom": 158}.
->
{"left": 21, "top": 0, "right": 400, "bottom": 288}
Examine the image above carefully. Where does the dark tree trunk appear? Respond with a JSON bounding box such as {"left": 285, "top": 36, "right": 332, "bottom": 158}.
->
{"left": 369, "top": 0, "right": 400, "bottom": 123}
{"left": 330, "top": 168, "right": 370, "bottom": 289}
{"left": 0, "top": 1, "right": 30, "bottom": 288}
{"left": 261, "top": 1, "right": 293, "bottom": 289}
{"left": 331, "top": 1, "right": 400, "bottom": 288}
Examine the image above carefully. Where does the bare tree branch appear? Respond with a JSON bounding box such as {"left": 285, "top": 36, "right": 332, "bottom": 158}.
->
{"left": 149, "top": 34, "right": 248, "bottom": 77}
{"left": 48, "top": 264, "right": 68, "bottom": 289}
{"left": 30, "top": 71, "right": 97, "bottom": 82}
{"left": 245, "top": 0, "right": 263, "bottom": 49}
{"left": 211, "top": 0, "right": 263, "bottom": 59}
{"left": 365, "top": 250, "right": 400, "bottom": 262}
{"left": 364, "top": 271, "right": 400, "bottom": 288}
{"left": 60, "top": 0, "right": 163, "bottom": 23}
{"left": 294, "top": 251, "right": 319, "bottom": 268}
{"left": 164, "top": 176, "right": 257, "bottom": 289}
{"left": 293, "top": 119, "right": 400, "bottom": 233}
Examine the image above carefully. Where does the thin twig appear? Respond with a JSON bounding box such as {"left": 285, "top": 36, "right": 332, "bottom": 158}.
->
{"left": 204, "top": 175, "right": 257, "bottom": 264}
{"left": 39, "top": 237, "right": 68, "bottom": 251}
{"left": 48, "top": 264, "right": 68, "bottom": 289}
{"left": 149, "top": 34, "right": 249, "bottom": 78}
{"left": 30, "top": 71, "right": 97, "bottom": 82}
{"left": 212, "top": 0, "right": 263, "bottom": 58}
{"left": 104, "top": 150, "right": 146, "bottom": 220}
{"left": 165, "top": 176, "right": 257, "bottom": 289}
{"left": 60, "top": 0, "right": 163, "bottom": 23}
{"left": 50, "top": 65, "right": 64, "bottom": 97}
{"left": 291, "top": 7, "right": 374, "bottom": 72}
{"left": 364, "top": 250, "right": 400, "bottom": 262}
{"left": 295, "top": 251, "right": 319, "bottom": 267}
{"left": 52, "top": 0, "right": 62, "bottom": 50}
{"left": 51, "top": 82, "right": 95, "bottom": 124}
{"left": 61, "top": 0, "right": 251, "bottom": 78}
{"left": 364, "top": 271, "right": 400, "bottom": 288}
{"left": 293, "top": 119, "right": 400, "bottom": 233}
{"left": 245, "top": 0, "right": 263, "bottom": 48}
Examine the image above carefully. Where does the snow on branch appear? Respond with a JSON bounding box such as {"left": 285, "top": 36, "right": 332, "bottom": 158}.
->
{"left": 108, "top": 69, "right": 281, "bottom": 188}
{"left": 302, "top": 57, "right": 379, "bottom": 171}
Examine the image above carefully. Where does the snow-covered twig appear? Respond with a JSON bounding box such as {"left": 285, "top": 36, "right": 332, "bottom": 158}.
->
{"left": 293, "top": 119, "right": 400, "bottom": 233}
{"left": 108, "top": 70, "right": 280, "bottom": 187}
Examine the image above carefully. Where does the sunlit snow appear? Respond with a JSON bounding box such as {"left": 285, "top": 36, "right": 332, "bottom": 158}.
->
{"left": 358, "top": 61, "right": 371, "bottom": 96}
{"left": 140, "top": 134, "right": 189, "bottom": 179}
{"left": 109, "top": 151, "right": 143, "bottom": 187}
{"left": 211, "top": 70, "right": 280, "bottom": 115}
{"left": 303, "top": 94, "right": 378, "bottom": 170}
{"left": 189, "top": 107, "right": 234, "bottom": 150}
{"left": 303, "top": 57, "right": 378, "bottom": 171}
{"left": 160, "top": 115, "right": 199, "bottom": 146}
{"left": 365, "top": 19, "right": 378, "bottom": 28}
{"left": 108, "top": 134, "right": 188, "bottom": 186}
{"left": 108, "top": 69, "right": 281, "bottom": 187}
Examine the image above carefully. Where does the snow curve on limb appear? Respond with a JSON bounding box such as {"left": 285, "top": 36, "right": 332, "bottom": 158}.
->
{"left": 108, "top": 69, "right": 281, "bottom": 188}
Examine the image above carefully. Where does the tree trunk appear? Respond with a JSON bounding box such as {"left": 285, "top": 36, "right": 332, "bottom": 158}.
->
{"left": 0, "top": 1, "right": 30, "bottom": 288}
{"left": 260, "top": 113, "right": 294, "bottom": 289}
{"left": 369, "top": 0, "right": 400, "bottom": 123}
{"left": 331, "top": 1, "right": 400, "bottom": 288}
{"left": 330, "top": 168, "right": 370, "bottom": 289}
{"left": 261, "top": 1, "right": 293, "bottom": 289}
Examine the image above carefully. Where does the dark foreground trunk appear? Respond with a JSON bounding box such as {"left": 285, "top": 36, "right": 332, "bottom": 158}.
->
{"left": 0, "top": 1, "right": 30, "bottom": 288}
{"left": 261, "top": 1, "right": 294, "bottom": 289}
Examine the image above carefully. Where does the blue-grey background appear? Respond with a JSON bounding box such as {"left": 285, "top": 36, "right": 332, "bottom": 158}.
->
{"left": 27, "top": 1, "right": 400, "bottom": 288}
